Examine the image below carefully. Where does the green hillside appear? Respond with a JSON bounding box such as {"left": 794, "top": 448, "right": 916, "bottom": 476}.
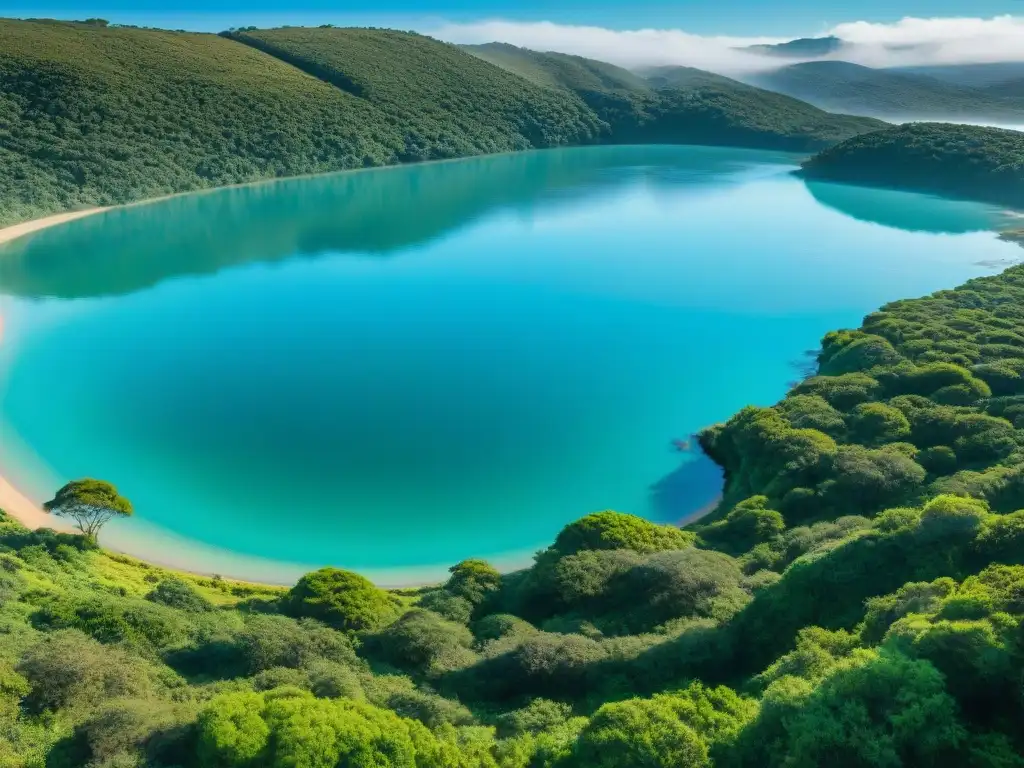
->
{"left": 0, "top": 20, "right": 601, "bottom": 228}
{"left": 8, "top": 243, "right": 1024, "bottom": 765}
{"left": 462, "top": 42, "right": 650, "bottom": 92}
{"left": 0, "top": 19, "right": 419, "bottom": 228}
{"left": 463, "top": 43, "right": 885, "bottom": 151}
{"left": 225, "top": 28, "right": 607, "bottom": 156}
{"left": 0, "top": 20, "right": 887, "bottom": 228}
{"left": 749, "top": 60, "right": 1024, "bottom": 121}
{"left": 800, "top": 122, "right": 1024, "bottom": 208}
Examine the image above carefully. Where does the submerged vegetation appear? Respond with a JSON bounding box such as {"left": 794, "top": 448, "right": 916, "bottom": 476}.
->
{"left": 6, "top": 253, "right": 1024, "bottom": 764}
{"left": 801, "top": 122, "right": 1024, "bottom": 208}
{"left": 0, "top": 18, "right": 883, "bottom": 228}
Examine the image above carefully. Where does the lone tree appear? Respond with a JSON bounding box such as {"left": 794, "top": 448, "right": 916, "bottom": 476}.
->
{"left": 43, "top": 479, "right": 133, "bottom": 543}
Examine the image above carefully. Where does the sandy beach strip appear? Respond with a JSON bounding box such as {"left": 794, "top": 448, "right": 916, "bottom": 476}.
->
{"left": 0, "top": 475, "right": 69, "bottom": 531}
{"left": 0, "top": 207, "right": 110, "bottom": 248}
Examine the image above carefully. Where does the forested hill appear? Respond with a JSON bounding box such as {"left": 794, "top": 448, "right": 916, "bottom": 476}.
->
{"left": 0, "top": 20, "right": 601, "bottom": 228}
{"left": 0, "top": 19, "right": 884, "bottom": 228}
{"left": 800, "top": 123, "right": 1024, "bottom": 208}
{"left": 462, "top": 42, "right": 885, "bottom": 150}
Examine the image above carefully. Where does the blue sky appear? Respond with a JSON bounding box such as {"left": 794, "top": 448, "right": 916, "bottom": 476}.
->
{"left": 9, "top": 0, "right": 1024, "bottom": 36}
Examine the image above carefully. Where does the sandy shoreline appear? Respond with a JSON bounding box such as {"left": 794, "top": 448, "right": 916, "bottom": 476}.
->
{"left": 0, "top": 475, "right": 68, "bottom": 531}
{"left": 0, "top": 208, "right": 110, "bottom": 247}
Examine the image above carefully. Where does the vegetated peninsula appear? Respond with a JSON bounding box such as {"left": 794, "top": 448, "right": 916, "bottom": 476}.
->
{"left": 800, "top": 122, "right": 1024, "bottom": 209}
{"left": 6, "top": 238, "right": 1024, "bottom": 762}
{"left": 0, "top": 18, "right": 884, "bottom": 228}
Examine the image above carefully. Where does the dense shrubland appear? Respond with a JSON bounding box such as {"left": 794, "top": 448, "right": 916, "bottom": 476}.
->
{"left": 801, "top": 122, "right": 1024, "bottom": 208}
{"left": 6, "top": 263, "right": 1024, "bottom": 765}
{"left": 0, "top": 19, "right": 883, "bottom": 228}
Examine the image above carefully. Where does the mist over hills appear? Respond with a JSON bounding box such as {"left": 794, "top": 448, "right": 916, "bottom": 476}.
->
{"left": 743, "top": 36, "right": 845, "bottom": 59}
{"left": 745, "top": 60, "right": 1024, "bottom": 123}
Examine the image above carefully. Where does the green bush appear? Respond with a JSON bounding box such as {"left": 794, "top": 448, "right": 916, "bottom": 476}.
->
{"left": 284, "top": 567, "right": 400, "bottom": 632}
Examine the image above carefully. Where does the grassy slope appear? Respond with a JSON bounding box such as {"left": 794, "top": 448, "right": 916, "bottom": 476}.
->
{"left": 463, "top": 43, "right": 885, "bottom": 151}
{"left": 749, "top": 60, "right": 1024, "bottom": 121}
{"left": 800, "top": 122, "right": 1024, "bottom": 208}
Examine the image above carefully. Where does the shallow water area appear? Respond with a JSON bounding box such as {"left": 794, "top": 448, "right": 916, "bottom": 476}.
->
{"left": 0, "top": 145, "right": 1019, "bottom": 584}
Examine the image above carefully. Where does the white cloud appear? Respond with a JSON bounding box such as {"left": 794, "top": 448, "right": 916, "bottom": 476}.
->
{"left": 429, "top": 20, "right": 783, "bottom": 73}
{"left": 427, "top": 15, "right": 1024, "bottom": 75}
{"left": 827, "top": 15, "right": 1024, "bottom": 66}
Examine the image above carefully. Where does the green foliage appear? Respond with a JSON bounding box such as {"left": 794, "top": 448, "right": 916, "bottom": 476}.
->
{"left": 819, "top": 331, "right": 904, "bottom": 376}
{"left": 735, "top": 649, "right": 965, "bottom": 767}
{"left": 365, "top": 608, "right": 476, "bottom": 677}
{"left": 16, "top": 629, "right": 153, "bottom": 713}
{"left": 197, "top": 687, "right": 451, "bottom": 768}
{"left": 0, "top": 21, "right": 883, "bottom": 228}
{"left": 700, "top": 496, "right": 786, "bottom": 553}
{"left": 444, "top": 559, "right": 503, "bottom": 607}
{"left": 847, "top": 402, "right": 912, "bottom": 446}
{"left": 43, "top": 477, "right": 133, "bottom": 542}
{"left": 552, "top": 511, "right": 694, "bottom": 555}
{"left": 284, "top": 567, "right": 400, "bottom": 632}
{"left": 571, "top": 696, "right": 710, "bottom": 768}
{"left": 802, "top": 122, "right": 1024, "bottom": 208}
{"left": 464, "top": 43, "right": 884, "bottom": 152}
{"left": 146, "top": 576, "right": 214, "bottom": 612}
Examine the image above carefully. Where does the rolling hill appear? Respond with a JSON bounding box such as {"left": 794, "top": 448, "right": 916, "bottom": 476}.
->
{"left": 0, "top": 21, "right": 888, "bottom": 228}
{"left": 891, "top": 62, "right": 1024, "bottom": 90}
{"left": 463, "top": 43, "right": 885, "bottom": 151}
{"left": 748, "top": 60, "right": 1024, "bottom": 122}
{"left": 0, "top": 19, "right": 608, "bottom": 228}
{"left": 800, "top": 122, "right": 1024, "bottom": 208}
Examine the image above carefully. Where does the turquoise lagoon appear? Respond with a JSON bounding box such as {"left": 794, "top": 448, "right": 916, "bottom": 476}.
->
{"left": 0, "top": 145, "right": 1019, "bottom": 584}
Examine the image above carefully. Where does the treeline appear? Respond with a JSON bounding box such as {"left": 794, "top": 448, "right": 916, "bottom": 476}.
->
{"left": 801, "top": 122, "right": 1024, "bottom": 208}
{"left": 0, "top": 19, "right": 882, "bottom": 228}
{"left": 6, "top": 264, "right": 1024, "bottom": 764}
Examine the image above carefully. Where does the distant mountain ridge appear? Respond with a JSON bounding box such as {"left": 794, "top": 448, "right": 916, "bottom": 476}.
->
{"left": 747, "top": 60, "right": 1024, "bottom": 122}
{"left": 744, "top": 36, "right": 844, "bottom": 59}
{"left": 462, "top": 42, "right": 884, "bottom": 151}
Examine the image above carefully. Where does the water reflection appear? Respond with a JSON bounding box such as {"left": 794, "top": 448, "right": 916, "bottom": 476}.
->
{"left": 802, "top": 179, "right": 1003, "bottom": 234}
{"left": 0, "top": 145, "right": 795, "bottom": 300}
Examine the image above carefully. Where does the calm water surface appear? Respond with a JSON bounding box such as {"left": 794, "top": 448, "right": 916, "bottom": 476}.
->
{"left": 0, "top": 146, "right": 1019, "bottom": 583}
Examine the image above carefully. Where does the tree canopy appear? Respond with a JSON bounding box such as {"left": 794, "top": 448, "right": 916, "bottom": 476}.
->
{"left": 43, "top": 478, "right": 133, "bottom": 541}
